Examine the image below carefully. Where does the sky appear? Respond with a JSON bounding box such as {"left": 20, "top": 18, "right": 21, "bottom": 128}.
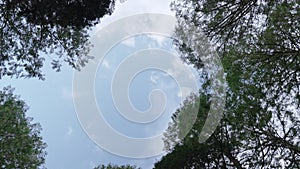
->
{"left": 0, "top": 0, "right": 201, "bottom": 168}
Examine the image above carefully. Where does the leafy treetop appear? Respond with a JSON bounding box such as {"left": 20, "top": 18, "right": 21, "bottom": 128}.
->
{"left": 0, "top": 86, "right": 47, "bottom": 169}
{"left": 0, "top": 0, "right": 116, "bottom": 79}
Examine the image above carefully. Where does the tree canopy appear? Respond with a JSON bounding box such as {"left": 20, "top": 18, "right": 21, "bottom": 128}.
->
{"left": 0, "top": 86, "right": 47, "bottom": 169}
{"left": 0, "top": 1, "right": 117, "bottom": 168}
{"left": 171, "top": 0, "right": 300, "bottom": 107}
{"left": 0, "top": 0, "right": 116, "bottom": 79}
{"left": 155, "top": 0, "right": 300, "bottom": 168}
{"left": 94, "top": 163, "right": 141, "bottom": 169}
{"left": 15, "top": 0, "right": 115, "bottom": 28}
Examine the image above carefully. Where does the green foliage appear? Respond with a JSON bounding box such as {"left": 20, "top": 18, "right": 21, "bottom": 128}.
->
{"left": 94, "top": 163, "right": 140, "bottom": 169}
{"left": 0, "top": 86, "right": 47, "bottom": 169}
{"left": 16, "top": 0, "right": 116, "bottom": 28}
{"left": 0, "top": 0, "right": 116, "bottom": 79}
{"left": 155, "top": 0, "right": 300, "bottom": 168}
{"left": 158, "top": 94, "right": 218, "bottom": 169}
{"left": 163, "top": 93, "right": 209, "bottom": 151}
{"left": 171, "top": 0, "right": 300, "bottom": 107}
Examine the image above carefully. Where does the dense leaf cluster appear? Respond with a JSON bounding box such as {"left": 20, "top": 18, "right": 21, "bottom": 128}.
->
{"left": 15, "top": 0, "right": 115, "bottom": 28}
{"left": 155, "top": 0, "right": 300, "bottom": 168}
{"left": 0, "top": 86, "right": 46, "bottom": 169}
{"left": 0, "top": 0, "right": 115, "bottom": 79}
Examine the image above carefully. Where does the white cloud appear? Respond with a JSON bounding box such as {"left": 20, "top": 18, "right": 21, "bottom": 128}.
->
{"left": 66, "top": 126, "right": 73, "bottom": 136}
{"left": 121, "top": 37, "right": 136, "bottom": 47}
{"left": 147, "top": 34, "right": 168, "bottom": 47}
{"left": 92, "top": 0, "right": 174, "bottom": 34}
{"left": 167, "top": 58, "right": 195, "bottom": 82}
{"left": 178, "top": 87, "right": 193, "bottom": 99}
{"left": 150, "top": 71, "right": 159, "bottom": 84}
{"left": 149, "top": 71, "right": 179, "bottom": 91}
{"left": 102, "top": 59, "right": 111, "bottom": 69}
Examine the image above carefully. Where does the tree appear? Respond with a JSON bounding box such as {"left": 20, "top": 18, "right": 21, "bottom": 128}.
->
{"left": 94, "top": 163, "right": 141, "bottom": 169}
{"left": 0, "top": 0, "right": 116, "bottom": 79}
{"left": 15, "top": 0, "right": 115, "bottom": 28}
{"left": 171, "top": 0, "right": 300, "bottom": 109}
{"left": 158, "top": 93, "right": 225, "bottom": 169}
{"left": 155, "top": 0, "right": 300, "bottom": 168}
{"left": 156, "top": 91, "right": 299, "bottom": 168}
{"left": 0, "top": 86, "right": 47, "bottom": 169}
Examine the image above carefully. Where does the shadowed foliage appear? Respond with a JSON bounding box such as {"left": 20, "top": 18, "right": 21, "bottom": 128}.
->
{"left": 0, "top": 0, "right": 116, "bottom": 79}
{"left": 155, "top": 0, "right": 300, "bottom": 168}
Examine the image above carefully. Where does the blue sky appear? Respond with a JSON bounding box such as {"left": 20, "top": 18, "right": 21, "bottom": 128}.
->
{"left": 0, "top": 1, "right": 201, "bottom": 168}
{"left": 95, "top": 35, "right": 181, "bottom": 138}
